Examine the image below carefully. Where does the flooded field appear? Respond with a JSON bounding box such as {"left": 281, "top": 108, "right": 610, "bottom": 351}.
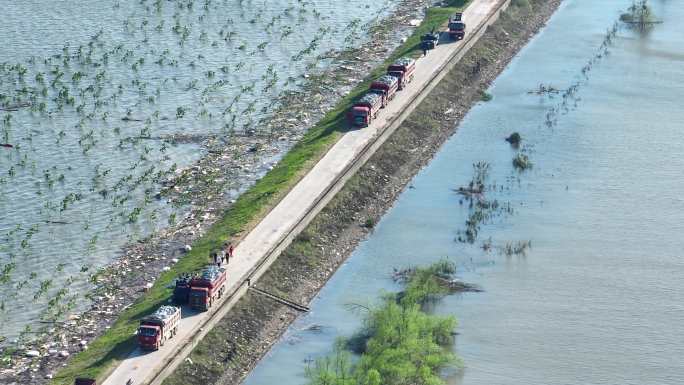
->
{"left": 243, "top": 1, "right": 684, "bottom": 384}
{"left": 0, "top": 0, "right": 401, "bottom": 343}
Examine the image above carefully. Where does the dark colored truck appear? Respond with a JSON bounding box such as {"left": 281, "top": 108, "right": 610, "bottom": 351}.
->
{"left": 189, "top": 265, "right": 227, "bottom": 311}
{"left": 348, "top": 93, "right": 383, "bottom": 127}
{"left": 74, "top": 379, "right": 96, "bottom": 385}
{"left": 387, "top": 57, "right": 416, "bottom": 90}
{"left": 448, "top": 13, "right": 466, "bottom": 40}
{"left": 137, "top": 305, "right": 181, "bottom": 350}
{"left": 370, "top": 74, "right": 400, "bottom": 106}
{"left": 172, "top": 274, "right": 192, "bottom": 304}
{"left": 421, "top": 29, "right": 440, "bottom": 50}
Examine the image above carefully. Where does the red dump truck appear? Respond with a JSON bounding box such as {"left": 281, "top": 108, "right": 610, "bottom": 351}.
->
{"left": 348, "top": 92, "right": 383, "bottom": 127}
{"left": 137, "top": 305, "right": 181, "bottom": 350}
{"left": 189, "top": 265, "right": 227, "bottom": 311}
{"left": 448, "top": 13, "right": 466, "bottom": 40}
{"left": 387, "top": 57, "right": 416, "bottom": 90}
{"left": 370, "top": 74, "right": 400, "bottom": 106}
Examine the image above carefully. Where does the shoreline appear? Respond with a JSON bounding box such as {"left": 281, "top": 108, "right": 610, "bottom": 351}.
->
{"left": 161, "top": 0, "right": 564, "bottom": 384}
{"left": 0, "top": 1, "right": 436, "bottom": 383}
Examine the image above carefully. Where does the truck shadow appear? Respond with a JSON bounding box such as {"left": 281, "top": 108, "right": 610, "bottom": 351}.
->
{"left": 178, "top": 304, "right": 203, "bottom": 318}
{"left": 438, "top": 32, "right": 461, "bottom": 45}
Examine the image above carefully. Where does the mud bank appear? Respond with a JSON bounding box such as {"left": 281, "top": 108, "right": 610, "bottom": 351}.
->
{"left": 161, "top": 1, "right": 563, "bottom": 384}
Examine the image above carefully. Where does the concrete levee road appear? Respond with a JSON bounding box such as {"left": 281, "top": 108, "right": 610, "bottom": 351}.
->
{"left": 102, "top": 0, "right": 509, "bottom": 384}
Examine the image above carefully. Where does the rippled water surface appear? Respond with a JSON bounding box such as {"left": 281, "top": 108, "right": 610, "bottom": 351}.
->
{"left": 0, "top": 0, "right": 399, "bottom": 341}
{"left": 244, "top": 1, "right": 684, "bottom": 384}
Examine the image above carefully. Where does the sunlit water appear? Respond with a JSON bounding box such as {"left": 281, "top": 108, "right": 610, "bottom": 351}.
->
{"left": 243, "top": 1, "right": 684, "bottom": 384}
{"left": 0, "top": 0, "right": 400, "bottom": 342}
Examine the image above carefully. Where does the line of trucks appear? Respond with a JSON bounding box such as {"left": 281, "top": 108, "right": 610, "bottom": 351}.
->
{"left": 347, "top": 57, "right": 416, "bottom": 127}
{"left": 75, "top": 265, "right": 227, "bottom": 385}
{"left": 138, "top": 266, "right": 227, "bottom": 351}
{"left": 347, "top": 13, "right": 465, "bottom": 128}
{"left": 74, "top": 12, "right": 467, "bottom": 385}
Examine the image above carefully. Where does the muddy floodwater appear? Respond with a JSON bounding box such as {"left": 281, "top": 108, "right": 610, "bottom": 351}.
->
{"left": 0, "top": 0, "right": 402, "bottom": 342}
{"left": 243, "top": 1, "right": 684, "bottom": 385}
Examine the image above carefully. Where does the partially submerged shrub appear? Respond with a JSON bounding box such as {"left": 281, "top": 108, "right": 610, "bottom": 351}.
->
{"left": 505, "top": 132, "right": 522, "bottom": 146}
{"left": 620, "top": 0, "right": 656, "bottom": 27}
{"left": 310, "top": 262, "right": 467, "bottom": 385}
{"left": 512, "top": 153, "right": 532, "bottom": 170}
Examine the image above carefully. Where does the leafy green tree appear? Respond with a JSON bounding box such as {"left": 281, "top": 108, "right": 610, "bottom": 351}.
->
{"left": 307, "top": 262, "right": 462, "bottom": 385}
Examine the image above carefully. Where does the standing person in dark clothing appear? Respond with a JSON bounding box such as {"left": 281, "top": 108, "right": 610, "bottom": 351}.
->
{"left": 223, "top": 242, "right": 234, "bottom": 264}
{"left": 212, "top": 251, "right": 221, "bottom": 266}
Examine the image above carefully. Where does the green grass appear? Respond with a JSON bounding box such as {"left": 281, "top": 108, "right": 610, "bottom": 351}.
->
{"left": 50, "top": 2, "right": 470, "bottom": 384}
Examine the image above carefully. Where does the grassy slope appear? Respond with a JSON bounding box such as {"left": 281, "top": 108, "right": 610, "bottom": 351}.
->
{"left": 50, "top": 1, "right": 468, "bottom": 384}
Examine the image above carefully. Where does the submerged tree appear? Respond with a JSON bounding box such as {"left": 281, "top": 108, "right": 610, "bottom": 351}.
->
{"left": 620, "top": 0, "right": 659, "bottom": 31}
{"left": 305, "top": 262, "right": 465, "bottom": 385}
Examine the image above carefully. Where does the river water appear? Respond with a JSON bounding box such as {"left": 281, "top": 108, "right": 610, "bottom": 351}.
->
{"left": 0, "top": 0, "right": 401, "bottom": 342}
{"left": 244, "top": 1, "right": 684, "bottom": 384}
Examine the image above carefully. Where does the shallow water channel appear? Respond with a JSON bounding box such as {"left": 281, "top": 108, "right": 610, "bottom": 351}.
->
{"left": 244, "top": 1, "right": 684, "bottom": 384}
{"left": 0, "top": 0, "right": 401, "bottom": 342}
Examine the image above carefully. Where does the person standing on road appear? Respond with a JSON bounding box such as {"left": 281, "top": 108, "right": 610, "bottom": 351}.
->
{"left": 218, "top": 246, "right": 226, "bottom": 266}
{"left": 212, "top": 251, "right": 221, "bottom": 266}
{"left": 224, "top": 242, "right": 234, "bottom": 264}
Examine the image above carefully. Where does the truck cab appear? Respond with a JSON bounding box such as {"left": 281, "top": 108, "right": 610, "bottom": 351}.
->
{"left": 190, "top": 286, "right": 211, "bottom": 310}
{"left": 137, "top": 323, "right": 163, "bottom": 350}
{"left": 348, "top": 93, "right": 383, "bottom": 127}
{"left": 350, "top": 105, "right": 371, "bottom": 127}
{"left": 449, "top": 13, "right": 466, "bottom": 40}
